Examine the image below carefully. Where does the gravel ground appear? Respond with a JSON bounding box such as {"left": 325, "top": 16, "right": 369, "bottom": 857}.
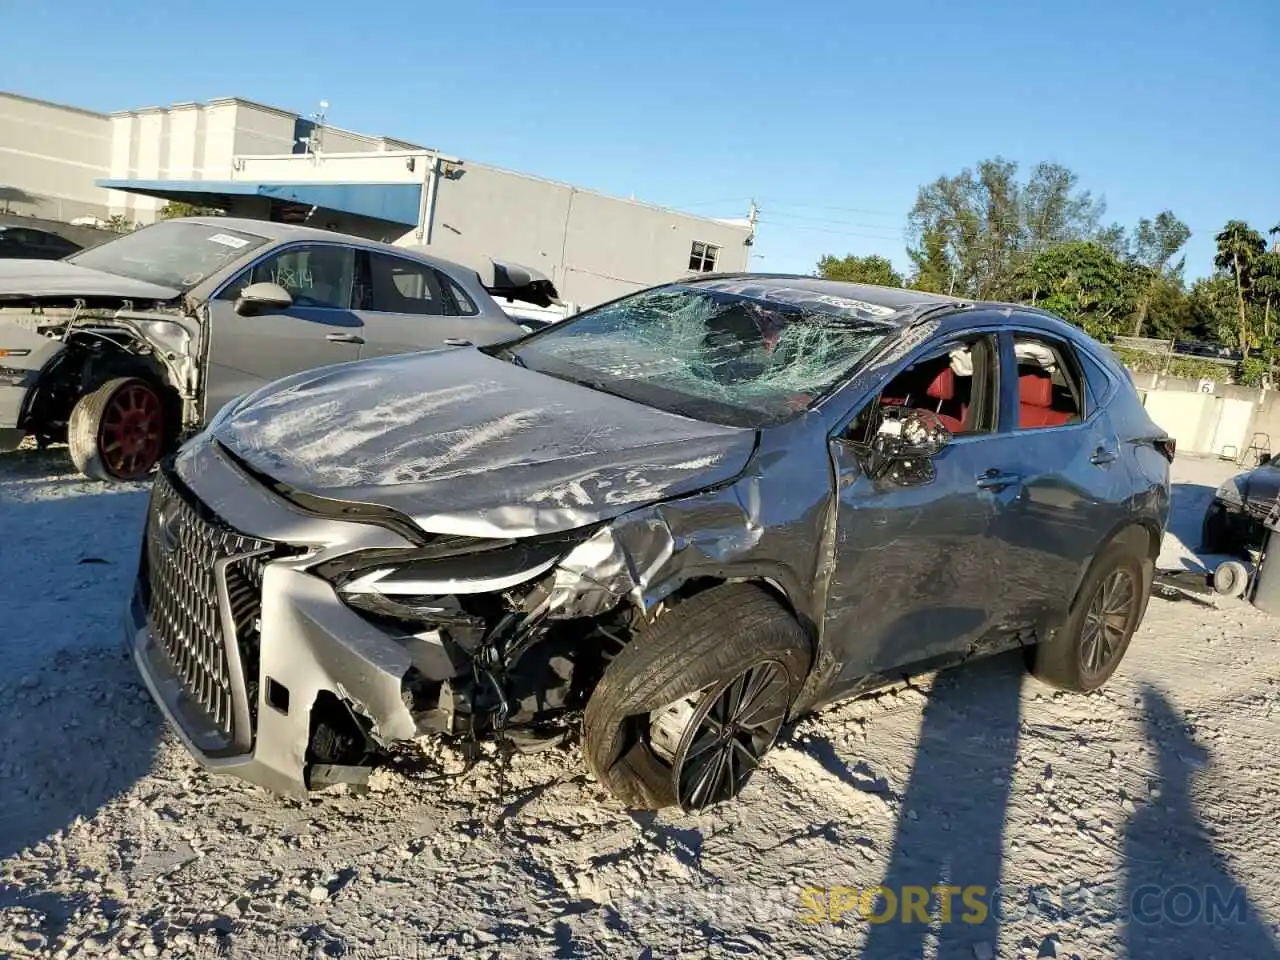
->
{"left": 0, "top": 447, "right": 1277, "bottom": 959}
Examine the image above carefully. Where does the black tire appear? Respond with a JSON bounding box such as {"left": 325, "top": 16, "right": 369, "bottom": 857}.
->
{"left": 1200, "top": 501, "right": 1239, "bottom": 555}
{"left": 1028, "top": 535, "right": 1151, "bottom": 692}
{"left": 68, "top": 377, "right": 168, "bottom": 482}
{"left": 582, "top": 582, "right": 811, "bottom": 811}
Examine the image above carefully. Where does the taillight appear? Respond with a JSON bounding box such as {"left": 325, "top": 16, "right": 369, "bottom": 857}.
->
{"left": 1154, "top": 438, "right": 1176, "bottom": 462}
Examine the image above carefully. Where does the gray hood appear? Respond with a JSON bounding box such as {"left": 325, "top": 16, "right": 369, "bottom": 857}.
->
{"left": 212, "top": 348, "right": 757, "bottom": 537}
{"left": 0, "top": 259, "right": 180, "bottom": 302}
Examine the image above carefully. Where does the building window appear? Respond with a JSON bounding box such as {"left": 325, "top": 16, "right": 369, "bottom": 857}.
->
{"left": 689, "top": 241, "right": 719, "bottom": 273}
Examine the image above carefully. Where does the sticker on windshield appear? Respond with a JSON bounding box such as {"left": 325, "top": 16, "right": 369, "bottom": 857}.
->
{"left": 208, "top": 233, "right": 251, "bottom": 249}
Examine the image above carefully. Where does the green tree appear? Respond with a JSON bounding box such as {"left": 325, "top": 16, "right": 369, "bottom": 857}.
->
{"left": 159, "top": 201, "right": 223, "bottom": 219}
{"left": 816, "top": 253, "right": 903, "bottom": 287}
{"left": 1009, "top": 241, "right": 1134, "bottom": 338}
{"left": 906, "top": 157, "right": 1107, "bottom": 300}
{"left": 1214, "top": 220, "right": 1266, "bottom": 351}
{"left": 1186, "top": 275, "right": 1239, "bottom": 345}
{"left": 1127, "top": 211, "right": 1191, "bottom": 336}
{"left": 907, "top": 227, "right": 953, "bottom": 293}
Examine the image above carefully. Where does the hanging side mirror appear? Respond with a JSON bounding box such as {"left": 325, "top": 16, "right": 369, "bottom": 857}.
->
{"left": 863, "top": 406, "right": 953, "bottom": 486}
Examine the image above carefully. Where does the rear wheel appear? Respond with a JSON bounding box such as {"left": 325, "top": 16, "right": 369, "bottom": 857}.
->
{"left": 68, "top": 377, "right": 167, "bottom": 482}
{"left": 1028, "top": 537, "right": 1150, "bottom": 692}
{"left": 582, "top": 583, "right": 811, "bottom": 811}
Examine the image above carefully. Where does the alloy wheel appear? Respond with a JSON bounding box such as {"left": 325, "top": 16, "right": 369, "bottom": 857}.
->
{"left": 669, "top": 660, "right": 790, "bottom": 812}
{"left": 1080, "top": 568, "right": 1136, "bottom": 680}
{"left": 98, "top": 382, "right": 164, "bottom": 480}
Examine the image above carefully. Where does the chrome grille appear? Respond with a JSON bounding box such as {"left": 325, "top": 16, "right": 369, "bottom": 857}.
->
{"left": 142, "top": 468, "right": 280, "bottom": 751}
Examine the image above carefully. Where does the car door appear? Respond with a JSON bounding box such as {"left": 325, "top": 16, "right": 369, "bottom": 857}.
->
{"left": 977, "top": 327, "right": 1136, "bottom": 630}
{"left": 353, "top": 250, "right": 521, "bottom": 357}
{"left": 202, "top": 242, "right": 364, "bottom": 419}
{"left": 823, "top": 330, "right": 1013, "bottom": 692}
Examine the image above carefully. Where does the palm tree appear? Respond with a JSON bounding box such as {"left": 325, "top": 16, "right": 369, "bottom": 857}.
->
{"left": 1214, "top": 220, "right": 1266, "bottom": 351}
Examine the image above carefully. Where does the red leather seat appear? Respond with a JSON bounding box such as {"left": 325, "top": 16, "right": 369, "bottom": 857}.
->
{"left": 1019, "top": 373, "right": 1071, "bottom": 428}
{"left": 925, "top": 369, "right": 964, "bottom": 433}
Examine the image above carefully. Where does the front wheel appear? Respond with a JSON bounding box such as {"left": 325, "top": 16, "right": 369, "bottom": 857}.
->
{"left": 582, "top": 583, "right": 811, "bottom": 812}
{"left": 1028, "top": 537, "right": 1150, "bottom": 692}
{"left": 68, "top": 377, "right": 168, "bottom": 482}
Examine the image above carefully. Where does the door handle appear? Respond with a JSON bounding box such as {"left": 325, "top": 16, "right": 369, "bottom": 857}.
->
{"left": 976, "top": 470, "right": 1021, "bottom": 492}
{"left": 326, "top": 333, "right": 364, "bottom": 344}
{"left": 443, "top": 337, "right": 473, "bottom": 346}
{"left": 1090, "top": 446, "right": 1118, "bottom": 465}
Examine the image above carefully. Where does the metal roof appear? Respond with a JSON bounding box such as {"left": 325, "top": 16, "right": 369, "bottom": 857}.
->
{"left": 97, "top": 179, "right": 422, "bottom": 226}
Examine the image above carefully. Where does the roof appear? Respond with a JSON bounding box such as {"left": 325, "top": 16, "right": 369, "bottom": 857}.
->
{"left": 680, "top": 274, "right": 970, "bottom": 325}
{"left": 97, "top": 179, "right": 422, "bottom": 226}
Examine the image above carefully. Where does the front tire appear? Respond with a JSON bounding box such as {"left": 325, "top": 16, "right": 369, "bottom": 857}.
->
{"left": 1028, "top": 537, "right": 1150, "bottom": 692}
{"left": 582, "top": 583, "right": 811, "bottom": 812}
{"left": 68, "top": 377, "right": 167, "bottom": 482}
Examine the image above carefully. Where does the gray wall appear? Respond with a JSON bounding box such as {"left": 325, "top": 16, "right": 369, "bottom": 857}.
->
{"left": 0, "top": 93, "right": 111, "bottom": 222}
{"left": 427, "top": 163, "right": 752, "bottom": 306}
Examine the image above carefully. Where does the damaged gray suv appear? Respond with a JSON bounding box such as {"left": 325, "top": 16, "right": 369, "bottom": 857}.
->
{"left": 126, "top": 276, "right": 1173, "bottom": 811}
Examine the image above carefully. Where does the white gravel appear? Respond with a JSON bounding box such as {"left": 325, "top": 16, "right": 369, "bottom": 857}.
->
{"left": 1, "top": 447, "right": 1277, "bottom": 959}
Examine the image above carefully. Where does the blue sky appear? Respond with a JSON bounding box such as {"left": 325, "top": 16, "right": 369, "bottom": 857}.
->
{"left": 5, "top": 0, "right": 1277, "bottom": 280}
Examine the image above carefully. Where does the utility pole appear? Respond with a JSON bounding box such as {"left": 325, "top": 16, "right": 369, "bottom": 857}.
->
{"left": 746, "top": 199, "right": 758, "bottom": 269}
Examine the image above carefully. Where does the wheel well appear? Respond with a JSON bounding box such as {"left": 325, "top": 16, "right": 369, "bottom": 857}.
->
{"left": 24, "top": 336, "right": 181, "bottom": 443}
{"left": 653, "top": 575, "right": 816, "bottom": 651}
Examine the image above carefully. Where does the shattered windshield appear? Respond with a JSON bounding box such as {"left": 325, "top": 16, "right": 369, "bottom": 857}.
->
{"left": 506, "top": 284, "right": 899, "bottom": 427}
{"left": 68, "top": 220, "right": 269, "bottom": 292}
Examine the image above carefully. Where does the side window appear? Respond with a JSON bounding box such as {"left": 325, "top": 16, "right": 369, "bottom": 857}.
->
{"left": 1078, "top": 350, "right": 1114, "bottom": 413}
{"left": 1012, "top": 334, "right": 1085, "bottom": 429}
{"left": 847, "top": 333, "right": 1000, "bottom": 443}
{"left": 441, "top": 275, "right": 478, "bottom": 316}
{"left": 367, "top": 253, "right": 444, "bottom": 316}
{"left": 218, "top": 244, "right": 355, "bottom": 309}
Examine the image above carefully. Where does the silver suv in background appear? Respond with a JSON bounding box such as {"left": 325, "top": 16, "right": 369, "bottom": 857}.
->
{"left": 0, "top": 218, "right": 543, "bottom": 480}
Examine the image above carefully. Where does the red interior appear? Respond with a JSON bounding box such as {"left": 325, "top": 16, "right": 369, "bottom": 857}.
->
{"left": 1018, "top": 371, "right": 1071, "bottom": 428}
{"left": 880, "top": 366, "right": 965, "bottom": 433}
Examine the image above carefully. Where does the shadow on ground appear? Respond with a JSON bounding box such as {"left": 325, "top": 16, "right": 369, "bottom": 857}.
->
{"left": 0, "top": 451, "right": 161, "bottom": 938}
{"left": 1122, "top": 684, "right": 1278, "bottom": 958}
{"left": 858, "top": 652, "right": 1025, "bottom": 959}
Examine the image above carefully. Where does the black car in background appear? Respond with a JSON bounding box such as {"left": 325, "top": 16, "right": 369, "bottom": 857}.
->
{"left": 1202, "top": 454, "right": 1278, "bottom": 554}
{"left": 0, "top": 225, "right": 82, "bottom": 260}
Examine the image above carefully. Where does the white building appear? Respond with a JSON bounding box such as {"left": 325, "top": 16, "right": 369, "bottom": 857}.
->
{"left": 0, "top": 92, "right": 754, "bottom": 306}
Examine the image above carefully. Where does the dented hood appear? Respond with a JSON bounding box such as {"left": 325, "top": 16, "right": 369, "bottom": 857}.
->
{"left": 0, "top": 259, "right": 181, "bottom": 302}
{"left": 212, "top": 348, "right": 756, "bottom": 537}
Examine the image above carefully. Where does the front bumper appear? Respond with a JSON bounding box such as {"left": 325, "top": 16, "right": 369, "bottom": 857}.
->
{"left": 0, "top": 383, "right": 31, "bottom": 450}
{"left": 125, "top": 448, "right": 461, "bottom": 797}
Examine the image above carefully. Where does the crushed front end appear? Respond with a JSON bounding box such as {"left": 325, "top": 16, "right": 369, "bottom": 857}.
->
{"left": 125, "top": 438, "right": 642, "bottom": 796}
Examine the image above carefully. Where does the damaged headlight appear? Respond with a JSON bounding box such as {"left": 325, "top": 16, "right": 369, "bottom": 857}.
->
{"left": 314, "top": 529, "right": 599, "bottom": 600}
{"left": 1215, "top": 477, "right": 1246, "bottom": 506}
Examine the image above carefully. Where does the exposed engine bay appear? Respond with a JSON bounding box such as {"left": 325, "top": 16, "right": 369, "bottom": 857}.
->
{"left": 0, "top": 298, "right": 201, "bottom": 447}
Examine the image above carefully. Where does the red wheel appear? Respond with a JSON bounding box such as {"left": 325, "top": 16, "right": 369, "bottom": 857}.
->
{"left": 68, "top": 377, "right": 168, "bottom": 481}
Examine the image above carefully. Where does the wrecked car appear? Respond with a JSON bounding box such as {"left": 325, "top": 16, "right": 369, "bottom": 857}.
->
{"left": 125, "top": 276, "right": 1173, "bottom": 811}
{"left": 0, "top": 217, "right": 543, "bottom": 480}
{"left": 1201, "top": 453, "right": 1277, "bottom": 555}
